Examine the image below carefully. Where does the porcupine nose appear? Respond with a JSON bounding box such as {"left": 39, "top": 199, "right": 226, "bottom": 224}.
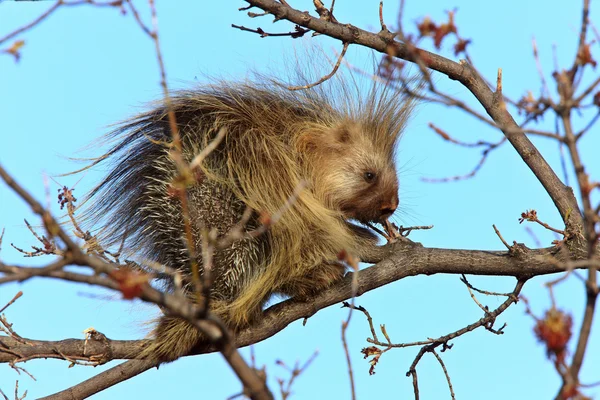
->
{"left": 379, "top": 194, "right": 398, "bottom": 219}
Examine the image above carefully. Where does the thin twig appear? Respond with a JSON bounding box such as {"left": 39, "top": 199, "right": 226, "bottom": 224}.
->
{"left": 532, "top": 37, "right": 550, "bottom": 97}
{"left": 575, "top": 111, "right": 600, "bottom": 140}
{"left": 0, "top": 292, "right": 23, "bottom": 314}
{"left": 231, "top": 24, "right": 309, "bottom": 38}
{"left": 287, "top": 42, "right": 349, "bottom": 90}
{"left": 189, "top": 128, "right": 227, "bottom": 169}
{"left": 492, "top": 224, "right": 511, "bottom": 250}
{"left": 431, "top": 349, "right": 456, "bottom": 400}
{"left": 379, "top": 1, "right": 387, "bottom": 31}
{"left": 340, "top": 254, "right": 359, "bottom": 400}
{"left": 461, "top": 275, "right": 493, "bottom": 314}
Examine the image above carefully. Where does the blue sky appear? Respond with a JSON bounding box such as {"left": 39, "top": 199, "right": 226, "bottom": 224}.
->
{"left": 0, "top": 1, "right": 599, "bottom": 399}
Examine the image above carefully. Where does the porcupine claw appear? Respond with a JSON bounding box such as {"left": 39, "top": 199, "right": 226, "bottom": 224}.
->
{"left": 382, "top": 218, "right": 401, "bottom": 243}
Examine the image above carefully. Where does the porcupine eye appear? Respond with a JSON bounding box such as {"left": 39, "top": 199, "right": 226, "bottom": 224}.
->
{"left": 363, "top": 171, "right": 376, "bottom": 183}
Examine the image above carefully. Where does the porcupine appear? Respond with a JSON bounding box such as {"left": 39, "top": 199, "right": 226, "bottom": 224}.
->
{"left": 83, "top": 74, "right": 414, "bottom": 363}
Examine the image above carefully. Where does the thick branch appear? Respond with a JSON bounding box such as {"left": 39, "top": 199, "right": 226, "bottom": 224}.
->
{"left": 3, "top": 241, "right": 596, "bottom": 397}
{"left": 37, "top": 359, "right": 156, "bottom": 400}
{"left": 1, "top": 243, "right": 588, "bottom": 365}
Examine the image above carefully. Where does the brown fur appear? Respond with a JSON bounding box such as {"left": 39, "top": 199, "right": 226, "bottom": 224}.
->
{"left": 81, "top": 73, "right": 415, "bottom": 363}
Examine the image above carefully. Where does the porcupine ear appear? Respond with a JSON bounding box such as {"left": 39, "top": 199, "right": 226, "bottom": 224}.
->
{"left": 331, "top": 123, "right": 354, "bottom": 145}
{"left": 297, "top": 122, "right": 357, "bottom": 154}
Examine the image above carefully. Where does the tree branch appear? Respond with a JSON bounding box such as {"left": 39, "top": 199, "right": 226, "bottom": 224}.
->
{"left": 1, "top": 242, "right": 591, "bottom": 363}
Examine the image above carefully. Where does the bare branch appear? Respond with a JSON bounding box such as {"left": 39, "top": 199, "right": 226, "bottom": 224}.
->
{"left": 431, "top": 349, "right": 456, "bottom": 400}
{"left": 0, "top": 292, "right": 22, "bottom": 314}
{"left": 2, "top": 244, "right": 591, "bottom": 365}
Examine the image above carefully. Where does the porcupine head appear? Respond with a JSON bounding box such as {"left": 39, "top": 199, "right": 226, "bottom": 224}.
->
{"left": 79, "top": 65, "right": 416, "bottom": 363}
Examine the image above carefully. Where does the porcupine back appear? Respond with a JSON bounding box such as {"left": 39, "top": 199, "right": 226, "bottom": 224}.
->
{"left": 82, "top": 74, "right": 414, "bottom": 360}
